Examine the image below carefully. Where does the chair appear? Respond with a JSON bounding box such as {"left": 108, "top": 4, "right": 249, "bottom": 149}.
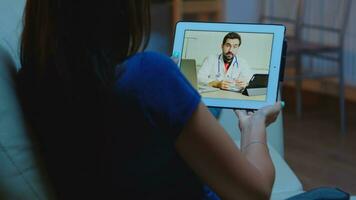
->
{"left": 172, "top": 0, "right": 223, "bottom": 25}
{"left": 259, "top": 0, "right": 301, "bottom": 40}
{"left": 260, "top": 0, "right": 352, "bottom": 134}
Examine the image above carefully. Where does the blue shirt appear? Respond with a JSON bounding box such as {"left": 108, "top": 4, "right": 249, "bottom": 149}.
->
{"left": 113, "top": 52, "right": 203, "bottom": 199}
{"left": 17, "top": 51, "right": 204, "bottom": 199}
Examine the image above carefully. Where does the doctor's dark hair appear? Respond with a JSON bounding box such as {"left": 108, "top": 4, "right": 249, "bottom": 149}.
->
{"left": 21, "top": 0, "right": 151, "bottom": 87}
{"left": 222, "top": 32, "right": 242, "bottom": 46}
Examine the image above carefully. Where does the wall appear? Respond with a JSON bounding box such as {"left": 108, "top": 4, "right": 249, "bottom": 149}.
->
{"left": 182, "top": 30, "right": 273, "bottom": 73}
{"left": 147, "top": 2, "right": 172, "bottom": 54}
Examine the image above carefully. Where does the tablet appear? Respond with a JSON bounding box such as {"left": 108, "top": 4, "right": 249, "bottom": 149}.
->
{"left": 172, "top": 21, "right": 286, "bottom": 110}
{"left": 241, "top": 74, "right": 268, "bottom": 96}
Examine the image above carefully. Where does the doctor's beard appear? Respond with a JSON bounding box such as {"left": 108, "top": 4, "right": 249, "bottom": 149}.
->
{"left": 223, "top": 52, "right": 234, "bottom": 63}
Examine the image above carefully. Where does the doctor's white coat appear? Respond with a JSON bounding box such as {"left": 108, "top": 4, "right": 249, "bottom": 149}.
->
{"left": 198, "top": 54, "right": 254, "bottom": 87}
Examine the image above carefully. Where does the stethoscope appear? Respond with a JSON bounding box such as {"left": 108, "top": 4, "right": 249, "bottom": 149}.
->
{"left": 216, "top": 54, "right": 238, "bottom": 78}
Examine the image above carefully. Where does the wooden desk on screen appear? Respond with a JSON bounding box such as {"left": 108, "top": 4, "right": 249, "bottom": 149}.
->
{"left": 200, "top": 89, "right": 266, "bottom": 101}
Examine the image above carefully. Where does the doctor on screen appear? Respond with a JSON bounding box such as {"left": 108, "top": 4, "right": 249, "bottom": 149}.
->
{"left": 198, "top": 32, "right": 254, "bottom": 91}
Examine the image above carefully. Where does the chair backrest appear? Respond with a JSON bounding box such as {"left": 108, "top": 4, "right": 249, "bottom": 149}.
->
{"left": 260, "top": 0, "right": 352, "bottom": 46}
{"left": 298, "top": 0, "right": 352, "bottom": 47}
{"left": 259, "top": 0, "right": 302, "bottom": 39}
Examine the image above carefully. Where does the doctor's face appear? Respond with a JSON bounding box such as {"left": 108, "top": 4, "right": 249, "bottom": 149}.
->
{"left": 222, "top": 38, "right": 240, "bottom": 62}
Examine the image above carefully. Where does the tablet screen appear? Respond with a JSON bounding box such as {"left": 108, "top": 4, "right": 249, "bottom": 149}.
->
{"left": 173, "top": 22, "right": 285, "bottom": 110}
{"left": 181, "top": 30, "right": 273, "bottom": 102}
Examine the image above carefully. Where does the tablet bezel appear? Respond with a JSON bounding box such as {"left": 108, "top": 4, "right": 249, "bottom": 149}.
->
{"left": 172, "top": 21, "right": 285, "bottom": 110}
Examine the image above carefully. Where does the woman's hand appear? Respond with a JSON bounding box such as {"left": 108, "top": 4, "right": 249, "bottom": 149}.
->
{"left": 262, "top": 101, "right": 283, "bottom": 126}
{"left": 171, "top": 52, "right": 180, "bottom": 65}
{"left": 171, "top": 56, "right": 179, "bottom": 65}
{"left": 234, "top": 101, "right": 283, "bottom": 134}
{"left": 234, "top": 103, "right": 282, "bottom": 194}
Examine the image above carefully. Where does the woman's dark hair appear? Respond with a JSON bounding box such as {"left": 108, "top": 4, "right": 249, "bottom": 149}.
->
{"left": 19, "top": 1, "right": 151, "bottom": 198}
{"left": 222, "top": 32, "right": 241, "bottom": 46}
{"left": 21, "top": 0, "right": 151, "bottom": 87}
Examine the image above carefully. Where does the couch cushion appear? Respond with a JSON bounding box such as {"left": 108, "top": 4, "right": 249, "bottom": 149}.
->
{"left": 0, "top": 0, "right": 51, "bottom": 196}
{"left": 0, "top": 0, "right": 24, "bottom": 70}
{"left": 269, "top": 144, "right": 304, "bottom": 197}
{"left": 0, "top": 42, "right": 50, "bottom": 199}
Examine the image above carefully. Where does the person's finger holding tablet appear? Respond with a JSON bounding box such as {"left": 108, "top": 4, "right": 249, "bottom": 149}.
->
{"left": 235, "top": 101, "right": 283, "bottom": 134}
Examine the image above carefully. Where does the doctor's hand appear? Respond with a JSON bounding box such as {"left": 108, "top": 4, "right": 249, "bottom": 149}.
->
{"left": 208, "top": 80, "right": 232, "bottom": 90}
{"left": 235, "top": 80, "right": 248, "bottom": 89}
{"left": 221, "top": 80, "right": 233, "bottom": 90}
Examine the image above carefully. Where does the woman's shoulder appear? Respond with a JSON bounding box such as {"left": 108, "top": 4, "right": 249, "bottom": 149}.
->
{"left": 116, "top": 51, "right": 181, "bottom": 89}
{"left": 121, "top": 51, "right": 178, "bottom": 79}
{"left": 125, "top": 51, "right": 175, "bottom": 70}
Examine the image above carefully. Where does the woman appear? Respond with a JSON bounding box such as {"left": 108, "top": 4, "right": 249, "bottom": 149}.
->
{"left": 17, "top": 0, "right": 282, "bottom": 199}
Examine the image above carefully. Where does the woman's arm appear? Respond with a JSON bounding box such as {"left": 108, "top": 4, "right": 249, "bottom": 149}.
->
{"left": 175, "top": 102, "right": 282, "bottom": 200}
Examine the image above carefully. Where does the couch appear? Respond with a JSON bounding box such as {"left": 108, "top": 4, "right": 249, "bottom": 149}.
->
{"left": 0, "top": 0, "right": 304, "bottom": 199}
